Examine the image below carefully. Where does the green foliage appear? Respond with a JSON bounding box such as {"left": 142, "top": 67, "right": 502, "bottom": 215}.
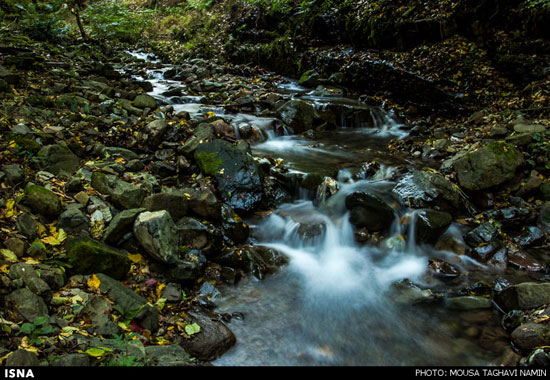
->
{"left": 20, "top": 316, "right": 53, "bottom": 345}
{"left": 81, "top": 1, "right": 154, "bottom": 42}
{"left": 527, "top": 0, "right": 550, "bottom": 8}
{"left": 14, "top": 1, "right": 69, "bottom": 41}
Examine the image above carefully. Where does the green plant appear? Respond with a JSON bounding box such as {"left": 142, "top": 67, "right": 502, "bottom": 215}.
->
{"left": 20, "top": 316, "right": 53, "bottom": 344}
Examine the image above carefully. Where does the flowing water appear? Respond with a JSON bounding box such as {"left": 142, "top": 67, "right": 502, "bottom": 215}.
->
{"left": 125, "top": 51, "right": 506, "bottom": 366}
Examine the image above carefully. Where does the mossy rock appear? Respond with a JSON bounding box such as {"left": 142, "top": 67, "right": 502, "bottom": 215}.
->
{"left": 22, "top": 183, "right": 62, "bottom": 218}
{"left": 67, "top": 238, "right": 131, "bottom": 280}
{"left": 453, "top": 141, "right": 524, "bottom": 191}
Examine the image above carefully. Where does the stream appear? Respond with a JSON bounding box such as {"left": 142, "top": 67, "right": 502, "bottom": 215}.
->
{"left": 126, "top": 51, "right": 507, "bottom": 366}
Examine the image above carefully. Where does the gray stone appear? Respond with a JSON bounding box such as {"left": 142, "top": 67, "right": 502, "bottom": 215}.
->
{"left": 2, "top": 164, "right": 25, "bottom": 186}
{"left": 58, "top": 205, "right": 89, "bottom": 233}
{"left": 91, "top": 172, "right": 146, "bottom": 210}
{"left": 133, "top": 94, "right": 156, "bottom": 109}
{"left": 5, "top": 349, "right": 40, "bottom": 366}
{"left": 6, "top": 288, "right": 49, "bottom": 322}
{"left": 452, "top": 141, "right": 524, "bottom": 191}
{"left": 144, "top": 345, "right": 193, "bottom": 366}
{"left": 414, "top": 209, "right": 452, "bottom": 244}
{"left": 96, "top": 273, "right": 158, "bottom": 332}
{"left": 37, "top": 144, "right": 80, "bottom": 178}
{"left": 103, "top": 208, "right": 145, "bottom": 245}
{"left": 51, "top": 353, "right": 91, "bottom": 366}
{"left": 345, "top": 191, "right": 395, "bottom": 231}
{"left": 178, "top": 311, "right": 236, "bottom": 362}
{"left": 143, "top": 119, "right": 167, "bottom": 147}
{"left": 277, "top": 99, "right": 316, "bottom": 133}
{"left": 9, "top": 263, "right": 50, "bottom": 295}
{"left": 195, "top": 139, "right": 264, "bottom": 213}
{"left": 495, "top": 282, "right": 550, "bottom": 311}
{"left": 392, "top": 169, "right": 462, "bottom": 212}
{"left": 133, "top": 210, "right": 179, "bottom": 264}
{"left": 22, "top": 183, "right": 62, "bottom": 218}
{"left": 177, "top": 217, "right": 223, "bottom": 257}
{"left": 446, "top": 296, "right": 492, "bottom": 310}
{"left": 511, "top": 322, "right": 550, "bottom": 350}
{"left": 141, "top": 192, "right": 189, "bottom": 221}
{"left": 16, "top": 213, "right": 38, "bottom": 241}
{"left": 67, "top": 238, "right": 131, "bottom": 280}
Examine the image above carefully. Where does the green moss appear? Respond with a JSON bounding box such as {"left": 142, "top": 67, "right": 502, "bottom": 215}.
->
{"left": 23, "top": 183, "right": 62, "bottom": 217}
{"left": 67, "top": 238, "right": 130, "bottom": 280}
{"left": 194, "top": 151, "right": 223, "bottom": 176}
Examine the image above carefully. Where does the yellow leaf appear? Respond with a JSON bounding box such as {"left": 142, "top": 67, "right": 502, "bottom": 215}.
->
{"left": 127, "top": 253, "right": 146, "bottom": 264}
{"left": 4, "top": 199, "right": 15, "bottom": 218}
{"left": 0, "top": 265, "right": 9, "bottom": 273}
{"left": 0, "top": 249, "right": 17, "bottom": 263}
{"left": 87, "top": 274, "right": 101, "bottom": 289}
{"left": 41, "top": 235, "right": 61, "bottom": 246}
{"left": 156, "top": 283, "right": 166, "bottom": 299}
{"left": 22, "top": 257, "right": 41, "bottom": 265}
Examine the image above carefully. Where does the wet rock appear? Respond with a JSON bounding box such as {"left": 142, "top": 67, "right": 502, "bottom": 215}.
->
{"left": 96, "top": 273, "right": 158, "bottom": 332}
{"left": 452, "top": 141, "right": 524, "bottom": 191}
{"left": 390, "top": 279, "right": 437, "bottom": 304}
{"left": 427, "top": 258, "right": 460, "bottom": 280}
{"left": 133, "top": 94, "right": 156, "bottom": 109}
{"left": 194, "top": 139, "right": 264, "bottom": 213}
{"left": 446, "top": 296, "right": 492, "bottom": 310}
{"left": 463, "top": 222, "right": 499, "bottom": 248}
{"left": 511, "top": 322, "right": 550, "bottom": 351}
{"left": 414, "top": 209, "right": 452, "bottom": 244}
{"left": 67, "top": 238, "right": 131, "bottom": 280}
{"left": 134, "top": 210, "right": 180, "bottom": 264}
{"left": 152, "top": 249, "right": 206, "bottom": 284}
{"left": 178, "top": 310, "right": 236, "bottom": 361}
{"left": 298, "top": 69, "right": 321, "bottom": 87}
{"left": 392, "top": 169, "right": 462, "bottom": 212}
{"left": 495, "top": 282, "right": 550, "bottom": 311}
{"left": 485, "top": 206, "right": 532, "bottom": 232}
{"left": 0, "top": 65, "right": 20, "bottom": 85}
{"left": 6, "top": 288, "right": 49, "bottom": 322}
{"left": 141, "top": 192, "right": 189, "bottom": 221}
{"left": 212, "top": 245, "right": 287, "bottom": 279}
{"left": 187, "top": 188, "right": 222, "bottom": 220}
{"left": 22, "top": 183, "right": 62, "bottom": 218}
{"left": 507, "top": 248, "right": 544, "bottom": 272}
{"left": 103, "top": 208, "right": 145, "bottom": 245}
{"left": 277, "top": 99, "right": 316, "bottom": 133}
{"left": 144, "top": 345, "right": 193, "bottom": 366}
{"left": 177, "top": 217, "right": 223, "bottom": 257}
{"left": 345, "top": 191, "right": 394, "bottom": 232}
{"left": 220, "top": 204, "right": 249, "bottom": 244}
{"left": 513, "top": 226, "right": 545, "bottom": 247}
{"left": 435, "top": 233, "right": 468, "bottom": 255}
{"left": 536, "top": 201, "right": 550, "bottom": 233}
{"left": 5, "top": 349, "right": 40, "bottom": 366}
{"left": 91, "top": 172, "right": 146, "bottom": 210}
{"left": 37, "top": 144, "right": 80, "bottom": 178}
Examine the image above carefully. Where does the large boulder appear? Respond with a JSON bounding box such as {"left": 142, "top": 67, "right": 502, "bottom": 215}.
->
{"left": 22, "top": 183, "right": 62, "bottom": 218}
{"left": 6, "top": 288, "right": 49, "bottom": 322}
{"left": 67, "top": 238, "right": 131, "bottom": 280}
{"left": 103, "top": 208, "right": 145, "bottom": 245}
{"left": 141, "top": 192, "right": 189, "bottom": 221}
{"left": 178, "top": 310, "right": 236, "bottom": 362}
{"left": 392, "top": 169, "right": 462, "bottom": 211}
{"left": 414, "top": 209, "right": 452, "bottom": 244}
{"left": 194, "top": 139, "right": 264, "bottom": 213}
{"left": 133, "top": 210, "right": 180, "bottom": 264}
{"left": 91, "top": 172, "right": 146, "bottom": 210}
{"left": 277, "top": 99, "right": 316, "bottom": 133}
{"left": 37, "top": 144, "right": 80, "bottom": 178}
{"left": 452, "top": 141, "right": 524, "bottom": 191}
{"left": 495, "top": 282, "right": 550, "bottom": 312}
{"left": 96, "top": 273, "right": 158, "bottom": 332}
{"left": 345, "top": 191, "right": 395, "bottom": 231}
